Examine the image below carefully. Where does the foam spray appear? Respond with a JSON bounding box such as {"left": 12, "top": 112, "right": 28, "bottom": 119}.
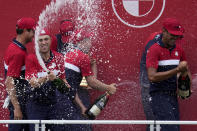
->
{"left": 35, "top": 0, "right": 101, "bottom": 72}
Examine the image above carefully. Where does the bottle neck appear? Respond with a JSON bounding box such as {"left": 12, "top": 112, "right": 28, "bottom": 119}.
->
{"left": 105, "top": 92, "right": 110, "bottom": 99}
{"left": 181, "top": 71, "right": 188, "bottom": 77}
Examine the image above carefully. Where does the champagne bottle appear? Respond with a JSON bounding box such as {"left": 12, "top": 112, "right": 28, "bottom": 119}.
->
{"left": 85, "top": 92, "right": 110, "bottom": 120}
{"left": 178, "top": 74, "right": 191, "bottom": 99}
{"left": 51, "top": 78, "right": 69, "bottom": 93}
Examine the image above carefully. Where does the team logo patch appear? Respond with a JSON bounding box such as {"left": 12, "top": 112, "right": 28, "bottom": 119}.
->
{"left": 112, "top": 0, "right": 166, "bottom": 28}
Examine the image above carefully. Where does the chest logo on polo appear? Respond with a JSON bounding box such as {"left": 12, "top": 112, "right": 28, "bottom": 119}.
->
{"left": 49, "top": 63, "right": 56, "bottom": 69}
{"left": 175, "top": 51, "right": 178, "bottom": 56}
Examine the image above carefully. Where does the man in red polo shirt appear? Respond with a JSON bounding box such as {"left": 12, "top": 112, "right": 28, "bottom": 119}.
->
{"left": 63, "top": 30, "right": 117, "bottom": 123}
{"left": 4, "top": 17, "right": 36, "bottom": 131}
{"left": 25, "top": 29, "right": 87, "bottom": 131}
{"left": 146, "top": 18, "right": 191, "bottom": 131}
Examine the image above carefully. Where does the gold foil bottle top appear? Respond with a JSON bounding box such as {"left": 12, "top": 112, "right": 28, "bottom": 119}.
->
{"left": 80, "top": 77, "right": 88, "bottom": 88}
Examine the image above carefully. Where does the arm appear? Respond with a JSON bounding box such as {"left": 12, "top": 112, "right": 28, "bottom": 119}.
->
{"left": 63, "top": 79, "right": 71, "bottom": 88}
{"left": 85, "top": 75, "right": 116, "bottom": 94}
{"left": 29, "top": 76, "right": 48, "bottom": 88}
{"left": 85, "top": 59, "right": 97, "bottom": 89}
{"left": 148, "top": 67, "right": 179, "bottom": 82}
{"left": 148, "top": 61, "right": 188, "bottom": 82}
{"left": 80, "top": 53, "right": 116, "bottom": 94}
{"left": 5, "top": 53, "right": 25, "bottom": 120}
{"left": 74, "top": 93, "right": 87, "bottom": 115}
{"left": 91, "top": 59, "right": 97, "bottom": 78}
{"left": 28, "top": 71, "right": 58, "bottom": 88}
{"left": 5, "top": 76, "right": 22, "bottom": 120}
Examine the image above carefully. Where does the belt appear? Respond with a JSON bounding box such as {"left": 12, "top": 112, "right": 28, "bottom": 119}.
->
{"left": 150, "top": 90, "right": 177, "bottom": 97}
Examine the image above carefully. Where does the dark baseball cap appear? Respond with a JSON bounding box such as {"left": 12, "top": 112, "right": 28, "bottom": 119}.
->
{"left": 163, "top": 18, "right": 185, "bottom": 36}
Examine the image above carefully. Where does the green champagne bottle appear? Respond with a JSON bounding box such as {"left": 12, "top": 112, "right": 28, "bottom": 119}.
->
{"left": 51, "top": 78, "right": 69, "bottom": 93}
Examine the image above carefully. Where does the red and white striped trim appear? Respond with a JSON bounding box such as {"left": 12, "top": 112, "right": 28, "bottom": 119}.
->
{"left": 65, "top": 62, "right": 80, "bottom": 73}
{"left": 158, "top": 59, "right": 180, "bottom": 66}
{"left": 4, "top": 62, "right": 25, "bottom": 71}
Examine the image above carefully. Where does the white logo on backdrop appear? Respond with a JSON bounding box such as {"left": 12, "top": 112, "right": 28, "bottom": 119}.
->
{"left": 112, "top": 0, "right": 166, "bottom": 28}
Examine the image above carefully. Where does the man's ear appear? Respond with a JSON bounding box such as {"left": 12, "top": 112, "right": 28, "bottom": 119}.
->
{"left": 162, "top": 28, "right": 166, "bottom": 33}
{"left": 162, "top": 28, "right": 168, "bottom": 36}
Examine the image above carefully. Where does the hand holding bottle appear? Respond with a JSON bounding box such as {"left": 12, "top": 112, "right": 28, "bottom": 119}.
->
{"left": 177, "top": 61, "right": 188, "bottom": 73}
{"left": 107, "top": 83, "right": 117, "bottom": 95}
{"left": 29, "top": 77, "right": 41, "bottom": 88}
{"left": 47, "top": 71, "right": 56, "bottom": 81}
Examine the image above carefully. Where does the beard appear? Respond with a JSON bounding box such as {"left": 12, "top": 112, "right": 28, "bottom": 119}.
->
{"left": 25, "top": 37, "right": 33, "bottom": 44}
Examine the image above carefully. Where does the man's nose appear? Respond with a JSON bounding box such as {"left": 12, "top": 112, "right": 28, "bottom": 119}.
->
{"left": 42, "top": 40, "right": 48, "bottom": 44}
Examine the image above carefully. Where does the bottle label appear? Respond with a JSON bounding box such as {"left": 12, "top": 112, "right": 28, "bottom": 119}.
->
{"left": 89, "top": 105, "right": 101, "bottom": 116}
{"left": 99, "top": 101, "right": 104, "bottom": 108}
{"left": 180, "top": 85, "right": 186, "bottom": 90}
{"left": 178, "top": 89, "right": 189, "bottom": 97}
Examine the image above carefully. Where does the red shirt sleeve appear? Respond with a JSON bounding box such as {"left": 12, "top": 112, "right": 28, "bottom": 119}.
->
{"left": 50, "top": 36, "right": 58, "bottom": 51}
{"left": 80, "top": 53, "right": 93, "bottom": 76}
{"left": 146, "top": 46, "right": 159, "bottom": 69}
{"left": 25, "top": 55, "right": 38, "bottom": 80}
{"left": 7, "top": 53, "right": 25, "bottom": 78}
